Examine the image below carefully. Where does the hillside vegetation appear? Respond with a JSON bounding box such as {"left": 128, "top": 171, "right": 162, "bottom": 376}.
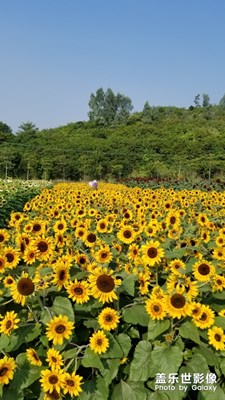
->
{"left": 1, "top": 104, "right": 225, "bottom": 181}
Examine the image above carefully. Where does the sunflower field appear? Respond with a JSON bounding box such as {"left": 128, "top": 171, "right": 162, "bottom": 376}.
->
{"left": 1, "top": 182, "right": 225, "bottom": 399}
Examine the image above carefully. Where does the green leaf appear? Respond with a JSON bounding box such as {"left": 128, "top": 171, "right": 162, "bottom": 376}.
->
{"left": 63, "top": 348, "right": 78, "bottom": 360}
{"left": 51, "top": 296, "right": 74, "bottom": 322}
{"left": 129, "top": 340, "right": 152, "bottom": 381}
{"left": 213, "top": 291, "right": 225, "bottom": 299}
{"left": 148, "top": 319, "right": 170, "bottom": 340}
{"left": 179, "top": 320, "right": 200, "bottom": 344}
{"left": 164, "top": 248, "right": 186, "bottom": 258}
{"left": 81, "top": 347, "right": 104, "bottom": 370}
{"left": 25, "top": 323, "right": 42, "bottom": 343}
{"left": 220, "top": 358, "right": 225, "bottom": 375}
{"left": 1, "top": 388, "right": 24, "bottom": 400}
{"left": 123, "top": 304, "right": 149, "bottom": 326}
{"left": 117, "top": 333, "right": 132, "bottom": 357}
{"left": 150, "top": 343, "right": 183, "bottom": 377}
{"left": 147, "top": 393, "right": 169, "bottom": 400}
{"left": 195, "top": 344, "right": 220, "bottom": 366}
{"left": 10, "top": 353, "right": 42, "bottom": 390}
{"left": 83, "top": 319, "right": 99, "bottom": 330}
{"left": 0, "top": 334, "right": 10, "bottom": 350}
{"left": 122, "top": 275, "right": 137, "bottom": 296}
{"left": 112, "top": 380, "right": 147, "bottom": 400}
{"left": 93, "top": 376, "right": 109, "bottom": 400}
{"left": 101, "top": 332, "right": 123, "bottom": 359}
{"left": 214, "top": 316, "right": 225, "bottom": 330}
{"left": 128, "top": 327, "right": 140, "bottom": 338}
{"left": 187, "top": 352, "right": 209, "bottom": 374}
{"left": 197, "top": 386, "right": 225, "bottom": 400}
{"left": 101, "top": 358, "right": 120, "bottom": 385}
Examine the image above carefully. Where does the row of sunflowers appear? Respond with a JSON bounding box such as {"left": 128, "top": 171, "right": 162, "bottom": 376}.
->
{"left": 0, "top": 179, "right": 53, "bottom": 228}
{"left": 0, "top": 182, "right": 225, "bottom": 399}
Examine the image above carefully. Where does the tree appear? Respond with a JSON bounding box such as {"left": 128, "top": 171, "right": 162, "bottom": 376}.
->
{"left": 16, "top": 122, "right": 39, "bottom": 138}
{"left": 219, "top": 94, "right": 225, "bottom": 107}
{"left": 88, "top": 88, "right": 133, "bottom": 126}
{"left": 202, "top": 93, "right": 210, "bottom": 107}
{"left": 0, "top": 122, "right": 13, "bottom": 143}
{"left": 194, "top": 94, "right": 201, "bottom": 108}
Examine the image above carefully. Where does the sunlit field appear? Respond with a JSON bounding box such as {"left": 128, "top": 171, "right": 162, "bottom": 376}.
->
{"left": 1, "top": 181, "right": 225, "bottom": 399}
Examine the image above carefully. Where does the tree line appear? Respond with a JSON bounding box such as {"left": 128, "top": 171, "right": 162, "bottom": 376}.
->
{"left": 1, "top": 89, "right": 225, "bottom": 181}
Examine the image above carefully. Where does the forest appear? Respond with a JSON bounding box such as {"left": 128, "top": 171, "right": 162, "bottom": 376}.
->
{"left": 1, "top": 89, "right": 225, "bottom": 181}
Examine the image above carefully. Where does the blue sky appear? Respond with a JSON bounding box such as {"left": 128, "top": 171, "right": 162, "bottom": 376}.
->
{"left": 1, "top": 0, "right": 225, "bottom": 132}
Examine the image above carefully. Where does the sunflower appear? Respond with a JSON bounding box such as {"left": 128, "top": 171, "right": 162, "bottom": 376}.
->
{"left": 66, "top": 279, "right": 90, "bottom": 304}
{"left": 166, "top": 210, "right": 180, "bottom": 229}
{"left": 219, "top": 309, "right": 225, "bottom": 317}
{"left": 145, "top": 297, "right": 167, "bottom": 320}
{"left": 128, "top": 243, "right": 139, "bottom": 260}
{"left": 117, "top": 225, "right": 136, "bottom": 244}
{"left": 54, "top": 219, "right": 67, "bottom": 234}
{"left": 141, "top": 240, "right": 164, "bottom": 267}
{"left": 192, "top": 260, "right": 215, "bottom": 282}
{"left": 165, "top": 292, "right": 191, "bottom": 319}
{"left": 76, "top": 253, "right": 89, "bottom": 269}
{"left": 84, "top": 232, "right": 97, "bottom": 247}
{"left": 88, "top": 267, "right": 121, "bottom": 303}
{"left": 46, "top": 315, "right": 74, "bottom": 345}
{"left": 23, "top": 245, "right": 40, "bottom": 265}
{"left": 10, "top": 271, "right": 35, "bottom": 306}
{"left": 89, "top": 330, "right": 109, "bottom": 354}
{"left": 3, "top": 275, "right": 15, "bottom": 288}
{"left": 169, "top": 259, "right": 186, "bottom": 275}
{"left": 96, "top": 219, "right": 108, "bottom": 233}
{"left": 0, "top": 255, "right": 6, "bottom": 273}
{"left": 95, "top": 246, "right": 113, "bottom": 264}
{"left": 166, "top": 274, "right": 198, "bottom": 300}
{"left": 3, "top": 247, "right": 20, "bottom": 269}
{"left": 98, "top": 307, "right": 120, "bottom": 331}
{"left": 0, "top": 229, "right": 10, "bottom": 246}
{"left": 31, "top": 219, "right": 46, "bottom": 236}
{"left": 51, "top": 262, "right": 70, "bottom": 290}
{"left": 44, "top": 388, "right": 61, "bottom": 400}
{"left": 0, "top": 311, "right": 20, "bottom": 336}
{"left": 46, "top": 348, "right": 64, "bottom": 370}
{"left": 62, "top": 371, "right": 83, "bottom": 397}
{"left": 0, "top": 356, "right": 16, "bottom": 385}
{"left": 26, "top": 348, "right": 42, "bottom": 366}
{"left": 212, "top": 274, "right": 225, "bottom": 292}
{"left": 208, "top": 326, "right": 225, "bottom": 351}
{"left": 212, "top": 247, "right": 225, "bottom": 261}
{"left": 40, "top": 368, "right": 65, "bottom": 394}
{"left": 34, "top": 237, "right": 55, "bottom": 261}
{"left": 74, "top": 227, "right": 87, "bottom": 241}
{"left": 193, "top": 305, "right": 215, "bottom": 329}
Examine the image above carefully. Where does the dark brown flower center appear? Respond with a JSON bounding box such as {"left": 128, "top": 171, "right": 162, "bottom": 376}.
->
{"left": 199, "top": 312, "right": 208, "bottom": 321}
{"left": 147, "top": 247, "right": 158, "bottom": 258}
{"left": 170, "top": 216, "right": 176, "bottom": 224}
{"left": 215, "top": 334, "right": 222, "bottom": 341}
{"left": 49, "top": 375, "right": 58, "bottom": 384}
{"left": 47, "top": 389, "right": 60, "bottom": 400}
{"left": 101, "top": 252, "right": 108, "bottom": 259}
{"left": 170, "top": 294, "right": 186, "bottom": 309}
{"left": 74, "top": 286, "right": 83, "bottom": 295}
{"left": 153, "top": 305, "right": 160, "bottom": 313}
{"left": 5, "top": 253, "right": 14, "bottom": 263}
{"left": 66, "top": 379, "right": 75, "bottom": 387}
{"left": 86, "top": 233, "right": 96, "bottom": 243}
{"left": 6, "top": 320, "right": 12, "bottom": 329}
{"left": 51, "top": 357, "right": 57, "bottom": 363}
{"left": 55, "top": 324, "right": 66, "bottom": 334}
{"left": 105, "top": 314, "right": 113, "bottom": 322}
{"left": 17, "top": 278, "right": 35, "bottom": 295}
{"left": 198, "top": 264, "right": 210, "bottom": 275}
{"left": 37, "top": 241, "right": 48, "bottom": 253}
{"left": 96, "top": 274, "right": 115, "bottom": 293}
{"left": 57, "top": 223, "right": 64, "bottom": 230}
{"left": 100, "top": 223, "right": 106, "bottom": 229}
{"left": 59, "top": 270, "right": 66, "bottom": 280}
{"left": 0, "top": 367, "right": 8, "bottom": 377}
{"left": 0, "top": 234, "right": 4, "bottom": 242}
{"left": 123, "top": 230, "right": 132, "bottom": 239}
{"left": 33, "top": 223, "right": 41, "bottom": 232}
{"left": 97, "top": 339, "right": 102, "bottom": 346}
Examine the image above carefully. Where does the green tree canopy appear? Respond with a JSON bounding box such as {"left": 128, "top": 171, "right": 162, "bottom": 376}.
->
{"left": 88, "top": 88, "right": 133, "bottom": 126}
